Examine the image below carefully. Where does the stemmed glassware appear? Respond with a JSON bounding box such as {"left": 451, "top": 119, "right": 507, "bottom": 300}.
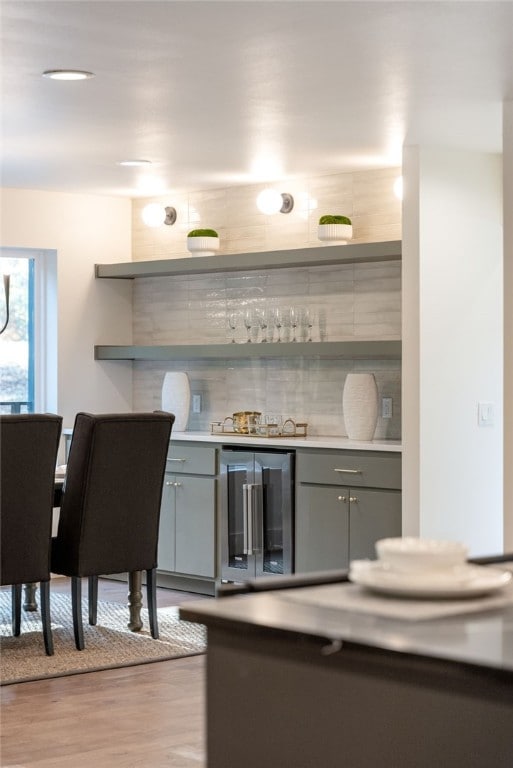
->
{"left": 290, "top": 307, "right": 300, "bottom": 342}
{"left": 273, "top": 308, "right": 285, "bottom": 342}
{"left": 227, "top": 312, "right": 237, "bottom": 343}
{"left": 243, "top": 310, "right": 253, "bottom": 343}
{"left": 256, "top": 309, "right": 269, "bottom": 342}
{"left": 304, "top": 308, "right": 315, "bottom": 342}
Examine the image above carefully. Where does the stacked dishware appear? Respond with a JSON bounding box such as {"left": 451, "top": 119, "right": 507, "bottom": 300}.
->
{"left": 349, "top": 537, "right": 512, "bottom": 598}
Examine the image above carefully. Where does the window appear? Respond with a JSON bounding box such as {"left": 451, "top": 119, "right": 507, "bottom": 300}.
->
{"left": 0, "top": 248, "right": 57, "bottom": 414}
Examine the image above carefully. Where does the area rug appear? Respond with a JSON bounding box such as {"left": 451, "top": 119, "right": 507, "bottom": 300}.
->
{"left": 0, "top": 591, "right": 206, "bottom": 686}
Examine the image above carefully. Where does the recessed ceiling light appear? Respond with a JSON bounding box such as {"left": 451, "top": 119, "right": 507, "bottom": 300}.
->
{"left": 42, "top": 70, "right": 95, "bottom": 81}
{"left": 117, "top": 159, "right": 153, "bottom": 167}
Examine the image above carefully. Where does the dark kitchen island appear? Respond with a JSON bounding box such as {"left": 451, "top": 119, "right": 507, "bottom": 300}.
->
{"left": 180, "top": 568, "right": 513, "bottom": 768}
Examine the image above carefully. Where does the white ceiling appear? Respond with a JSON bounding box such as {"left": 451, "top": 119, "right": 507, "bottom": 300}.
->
{"left": 1, "top": 1, "right": 512, "bottom": 198}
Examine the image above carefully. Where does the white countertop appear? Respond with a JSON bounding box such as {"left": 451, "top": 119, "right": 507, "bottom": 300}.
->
{"left": 170, "top": 430, "right": 401, "bottom": 452}
{"left": 63, "top": 427, "right": 401, "bottom": 452}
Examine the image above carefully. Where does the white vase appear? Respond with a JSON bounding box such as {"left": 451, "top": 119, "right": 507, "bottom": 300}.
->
{"left": 342, "top": 373, "right": 378, "bottom": 441}
{"left": 317, "top": 223, "right": 353, "bottom": 244}
{"left": 186, "top": 236, "right": 220, "bottom": 257}
{"left": 161, "top": 372, "right": 191, "bottom": 432}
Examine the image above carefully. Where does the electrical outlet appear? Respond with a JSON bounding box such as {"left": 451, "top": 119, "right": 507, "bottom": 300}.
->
{"left": 382, "top": 397, "right": 393, "bottom": 419}
{"left": 192, "top": 394, "right": 202, "bottom": 413}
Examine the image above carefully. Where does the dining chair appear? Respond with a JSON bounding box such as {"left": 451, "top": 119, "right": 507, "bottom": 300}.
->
{"left": 51, "top": 411, "right": 174, "bottom": 650}
{"left": 0, "top": 413, "right": 63, "bottom": 656}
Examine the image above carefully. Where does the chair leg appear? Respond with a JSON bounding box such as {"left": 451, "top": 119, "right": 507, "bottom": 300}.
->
{"left": 146, "top": 568, "right": 159, "bottom": 639}
{"left": 40, "top": 580, "right": 54, "bottom": 656}
{"left": 71, "top": 576, "right": 85, "bottom": 650}
{"left": 88, "top": 575, "right": 98, "bottom": 625}
{"left": 11, "top": 584, "right": 22, "bottom": 636}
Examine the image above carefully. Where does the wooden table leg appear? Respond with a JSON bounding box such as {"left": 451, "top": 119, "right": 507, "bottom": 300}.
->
{"left": 23, "top": 583, "right": 38, "bottom": 611}
{"left": 127, "top": 571, "right": 143, "bottom": 632}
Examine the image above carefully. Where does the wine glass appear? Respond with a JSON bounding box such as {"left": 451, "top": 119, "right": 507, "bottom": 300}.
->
{"left": 273, "top": 308, "right": 285, "bottom": 343}
{"left": 304, "top": 308, "right": 316, "bottom": 342}
{"left": 256, "top": 309, "right": 269, "bottom": 342}
{"left": 290, "top": 307, "right": 300, "bottom": 342}
{"left": 243, "top": 310, "right": 253, "bottom": 343}
{"left": 227, "top": 312, "right": 237, "bottom": 343}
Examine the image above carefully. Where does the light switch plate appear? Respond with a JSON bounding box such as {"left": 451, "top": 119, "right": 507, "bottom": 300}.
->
{"left": 192, "top": 394, "right": 202, "bottom": 413}
{"left": 382, "top": 397, "right": 393, "bottom": 419}
{"left": 478, "top": 401, "right": 494, "bottom": 427}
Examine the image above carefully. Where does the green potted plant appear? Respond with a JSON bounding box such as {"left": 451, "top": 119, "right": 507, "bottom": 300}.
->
{"left": 317, "top": 215, "right": 353, "bottom": 244}
{"left": 186, "top": 228, "right": 220, "bottom": 257}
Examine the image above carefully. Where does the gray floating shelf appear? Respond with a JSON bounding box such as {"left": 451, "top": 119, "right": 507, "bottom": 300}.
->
{"left": 95, "top": 340, "right": 402, "bottom": 361}
{"left": 95, "top": 241, "right": 401, "bottom": 279}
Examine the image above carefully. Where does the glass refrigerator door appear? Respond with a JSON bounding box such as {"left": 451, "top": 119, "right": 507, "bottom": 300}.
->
{"left": 254, "top": 452, "right": 294, "bottom": 577}
{"left": 222, "top": 453, "right": 254, "bottom": 578}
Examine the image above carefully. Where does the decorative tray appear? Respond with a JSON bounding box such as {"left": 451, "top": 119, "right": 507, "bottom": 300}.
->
{"left": 210, "top": 418, "right": 308, "bottom": 439}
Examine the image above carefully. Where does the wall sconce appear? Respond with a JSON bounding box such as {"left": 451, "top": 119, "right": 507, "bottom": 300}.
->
{"left": 256, "top": 189, "right": 294, "bottom": 215}
{"left": 141, "top": 203, "right": 177, "bottom": 228}
{"left": 0, "top": 274, "right": 10, "bottom": 335}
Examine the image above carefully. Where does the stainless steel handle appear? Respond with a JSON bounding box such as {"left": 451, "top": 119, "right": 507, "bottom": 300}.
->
{"left": 167, "top": 457, "right": 186, "bottom": 463}
{"left": 165, "top": 481, "right": 174, "bottom": 487}
{"left": 165, "top": 480, "right": 182, "bottom": 487}
{"left": 349, "top": 496, "right": 358, "bottom": 503}
{"left": 174, "top": 482, "right": 182, "bottom": 488}
{"left": 242, "top": 483, "right": 250, "bottom": 554}
{"left": 337, "top": 495, "right": 347, "bottom": 502}
{"left": 247, "top": 484, "right": 254, "bottom": 555}
{"left": 334, "top": 468, "right": 361, "bottom": 475}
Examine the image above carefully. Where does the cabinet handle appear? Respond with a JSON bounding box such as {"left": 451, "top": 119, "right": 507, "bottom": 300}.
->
{"left": 167, "top": 457, "right": 186, "bottom": 463}
{"left": 349, "top": 496, "right": 358, "bottom": 503}
{"left": 165, "top": 481, "right": 174, "bottom": 487}
{"left": 334, "top": 468, "right": 361, "bottom": 474}
{"left": 337, "top": 495, "right": 347, "bottom": 502}
{"left": 174, "top": 482, "right": 182, "bottom": 488}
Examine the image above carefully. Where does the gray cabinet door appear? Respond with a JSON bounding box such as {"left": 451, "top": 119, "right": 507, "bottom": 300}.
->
{"left": 158, "top": 475, "right": 176, "bottom": 572}
{"left": 158, "top": 473, "right": 216, "bottom": 578}
{"left": 349, "top": 487, "right": 402, "bottom": 562}
{"left": 295, "top": 485, "right": 350, "bottom": 573}
{"left": 175, "top": 475, "right": 216, "bottom": 578}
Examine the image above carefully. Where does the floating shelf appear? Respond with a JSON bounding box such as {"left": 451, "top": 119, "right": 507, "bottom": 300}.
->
{"left": 94, "top": 340, "right": 402, "bottom": 361}
{"left": 95, "top": 241, "right": 401, "bottom": 279}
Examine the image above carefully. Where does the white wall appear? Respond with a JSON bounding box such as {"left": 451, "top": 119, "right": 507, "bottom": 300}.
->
{"left": 0, "top": 188, "right": 133, "bottom": 434}
{"left": 504, "top": 102, "right": 513, "bottom": 552}
{"left": 402, "top": 149, "right": 503, "bottom": 556}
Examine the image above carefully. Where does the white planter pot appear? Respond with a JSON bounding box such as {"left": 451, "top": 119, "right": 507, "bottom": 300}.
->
{"left": 317, "top": 223, "right": 353, "bottom": 244}
{"left": 161, "top": 372, "right": 191, "bottom": 432}
{"left": 187, "top": 236, "right": 220, "bottom": 257}
{"left": 342, "top": 373, "right": 378, "bottom": 441}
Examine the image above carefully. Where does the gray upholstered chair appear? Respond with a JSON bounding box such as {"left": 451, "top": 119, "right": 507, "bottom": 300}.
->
{"left": 0, "top": 413, "right": 63, "bottom": 656}
{"left": 51, "top": 411, "right": 174, "bottom": 650}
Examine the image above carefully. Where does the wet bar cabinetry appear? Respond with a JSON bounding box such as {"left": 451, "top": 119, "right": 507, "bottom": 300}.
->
{"left": 295, "top": 448, "right": 401, "bottom": 572}
{"left": 157, "top": 441, "right": 217, "bottom": 593}
{"left": 155, "top": 436, "right": 401, "bottom": 594}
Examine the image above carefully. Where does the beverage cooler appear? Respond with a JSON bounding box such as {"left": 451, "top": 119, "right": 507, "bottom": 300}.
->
{"left": 220, "top": 448, "right": 294, "bottom": 582}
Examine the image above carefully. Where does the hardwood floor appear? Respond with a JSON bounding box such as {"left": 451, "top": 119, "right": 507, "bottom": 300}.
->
{"left": 1, "top": 579, "right": 208, "bottom": 768}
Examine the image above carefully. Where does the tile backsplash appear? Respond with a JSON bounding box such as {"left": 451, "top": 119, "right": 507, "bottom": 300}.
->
{"left": 131, "top": 167, "right": 402, "bottom": 439}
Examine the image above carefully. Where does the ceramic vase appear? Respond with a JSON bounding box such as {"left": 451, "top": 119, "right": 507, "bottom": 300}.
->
{"left": 342, "top": 372, "right": 378, "bottom": 441}
{"left": 161, "top": 372, "right": 191, "bottom": 432}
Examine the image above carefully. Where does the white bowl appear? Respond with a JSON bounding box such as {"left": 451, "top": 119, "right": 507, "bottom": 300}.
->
{"left": 375, "top": 537, "right": 468, "bottom": 573}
